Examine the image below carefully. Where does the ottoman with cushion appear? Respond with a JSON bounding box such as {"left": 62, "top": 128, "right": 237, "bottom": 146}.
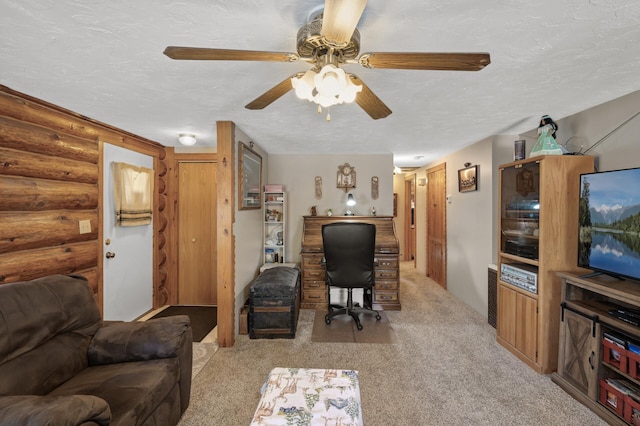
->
{"left": 249, "top": 266, "right": 301, "bottom": 339}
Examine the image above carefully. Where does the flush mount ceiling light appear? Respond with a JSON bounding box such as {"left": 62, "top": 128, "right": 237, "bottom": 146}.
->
{"left": 178, "top": 133, "right": 197, "bottom": 146}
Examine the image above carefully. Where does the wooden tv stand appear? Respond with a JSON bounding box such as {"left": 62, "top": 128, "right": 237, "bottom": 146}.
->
{"left": 552, "top": 271, "right": 640, "bottom": 425}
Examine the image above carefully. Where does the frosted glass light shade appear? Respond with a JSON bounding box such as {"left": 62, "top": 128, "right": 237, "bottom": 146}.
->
{"left": 178, "top": 133, "right": 197, "bottom": 146}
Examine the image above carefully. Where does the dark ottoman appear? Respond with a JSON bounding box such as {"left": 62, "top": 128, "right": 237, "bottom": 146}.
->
{"left": 249, "top": 266, "right": 301, "bottom": 339}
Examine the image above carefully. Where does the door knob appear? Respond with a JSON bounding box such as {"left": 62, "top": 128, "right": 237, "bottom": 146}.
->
{"left": 105, "top": 252, "right": 116, "bottom": 259}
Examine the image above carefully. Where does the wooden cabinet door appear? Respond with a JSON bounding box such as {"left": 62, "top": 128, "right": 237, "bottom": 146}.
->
{"left": 498, "top": 284, "right": 538, "bottom": 363}
{"left": 516, "top": 291, "right": 538, "bottom": 362}
{"left": 557, "top": 308, "right": 599, "bottom": 398}
{"left": 497, "top": 284, "right": 517, "bottom": 345}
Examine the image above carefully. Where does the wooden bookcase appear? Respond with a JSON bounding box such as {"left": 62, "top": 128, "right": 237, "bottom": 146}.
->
{"left": 552, "top": 271, "right": 640, "bottom": 425}
{"left": 496, "top": 155, "right": 594, "bottom": 374}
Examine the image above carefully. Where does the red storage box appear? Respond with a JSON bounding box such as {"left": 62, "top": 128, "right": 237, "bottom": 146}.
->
{"left": 626, "top": 394, "right": 640, "bottom": 425}
{"left": 600, "top": 379, "right": 626, "bottom": 417}
{"left": 603, "top": 338, "right": 628, "bottom": 373}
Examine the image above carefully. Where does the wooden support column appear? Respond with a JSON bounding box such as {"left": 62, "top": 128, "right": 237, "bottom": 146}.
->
{"left": 216, "top": 121, "right": 236, "bottom": 348}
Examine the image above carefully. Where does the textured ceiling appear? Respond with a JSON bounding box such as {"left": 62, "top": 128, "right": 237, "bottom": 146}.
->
{"left": 1, "top": 0, "right": 640, "bottom": 167}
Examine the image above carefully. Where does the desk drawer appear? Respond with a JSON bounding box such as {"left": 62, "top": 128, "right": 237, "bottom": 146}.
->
{"left": 303, "top": 269, "right": 325, "bottom": 281}
{"left": 375, "top": 280, "right": 398, "bottom": 291}
{"left": 373, "top": 291, "right": 399, "bottom": 304}
{"left": 302, "top": 254, "right": 324, "bottom": 268}
{"left": 375, "top": 269, "right": 398, "bottom": 280}
{"left": 376, "top": 256, "right": 398, "bottom": 269}
{"left": 302, "top": 290, "right": 327, "bottom": 304}
{"left": 303, "top": 279, "right": 325, "bottom": 290}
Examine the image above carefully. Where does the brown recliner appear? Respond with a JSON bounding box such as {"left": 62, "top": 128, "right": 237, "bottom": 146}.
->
{"left": 0, "top": 274, "right": 192, "bottom": 426}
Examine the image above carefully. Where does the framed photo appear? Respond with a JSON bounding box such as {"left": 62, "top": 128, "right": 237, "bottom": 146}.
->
{"left": 458, "top": 165, "right": 478, "bottom": 193}
{"left": 238, "top": 142, "right": 262, "bottom": 210}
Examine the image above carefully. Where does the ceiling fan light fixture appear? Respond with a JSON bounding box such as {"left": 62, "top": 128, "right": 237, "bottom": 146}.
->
{"left": 339, "top": 75, "right": 362, "bottom": 104}
{"left": 178, "top": 133, "right": 197, "bottom": 146}
{"left": 292, "top": 69, "right": 317, "bottom": 101}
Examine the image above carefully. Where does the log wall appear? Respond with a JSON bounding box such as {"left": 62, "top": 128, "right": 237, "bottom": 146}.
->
{"left": 0, "top": 86, "right": 175, "bottom": 312}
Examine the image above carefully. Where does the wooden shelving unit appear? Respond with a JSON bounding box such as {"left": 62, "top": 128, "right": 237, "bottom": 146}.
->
{"left": 496, "top": 155, "right": 594, "bottom": 374}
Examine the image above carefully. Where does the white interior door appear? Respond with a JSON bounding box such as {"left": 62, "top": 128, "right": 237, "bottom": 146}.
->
{"left": 103, "top": 143, "right": 153, "bottom": 321}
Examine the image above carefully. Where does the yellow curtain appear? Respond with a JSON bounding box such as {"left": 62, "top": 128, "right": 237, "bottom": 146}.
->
{"left": 112, "top": 162, "right": 154, "bottom": 226}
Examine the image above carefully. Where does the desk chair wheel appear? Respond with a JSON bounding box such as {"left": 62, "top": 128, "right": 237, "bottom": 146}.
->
{"left": 376, "top": 314, "right": 382, "bottom": 321}
{"left": 325, "top": 315, "right": 332, "bottom": 324}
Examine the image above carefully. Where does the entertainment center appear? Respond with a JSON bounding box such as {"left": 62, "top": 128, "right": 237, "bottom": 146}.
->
{"left": 496, "top": 155, "right": 594, "bottom": 374}
{"left": 552, "top": 272, "right": 640, "bottom": 425}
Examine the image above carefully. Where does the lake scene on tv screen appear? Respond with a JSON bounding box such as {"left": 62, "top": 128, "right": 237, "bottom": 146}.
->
{"left": 578, "top": 167, "right": 640, "bottom": 280}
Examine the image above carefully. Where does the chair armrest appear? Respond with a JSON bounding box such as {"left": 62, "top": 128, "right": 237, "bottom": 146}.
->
{"left": 88, "top": 315, "right": 192, "bottom": 365}
{"left": 0, "top": 395, "right": 111, "bottom": 426}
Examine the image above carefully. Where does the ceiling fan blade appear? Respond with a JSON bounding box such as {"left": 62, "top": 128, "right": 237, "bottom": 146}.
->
{"left": 358, "top": 52, "right": 490, "bottom": 71}
{"left": 245, "top": 74, "right": 300, "bottom": 110}
{"left": 321, "top": 0, "right": 368, "bottom": 46}
{"left": 349, "top": 74, "right": 392, "bottom": 120}
{"left": 163, "top": 47, "right": 298, "bottom": 62}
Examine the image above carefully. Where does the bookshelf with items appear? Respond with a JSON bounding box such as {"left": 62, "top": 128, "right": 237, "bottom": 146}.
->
{"left": 263, "top": 187, "right": 286, "bottom": 265}
{"left": 552, "top": 272, "right": 640, "bottom": 425}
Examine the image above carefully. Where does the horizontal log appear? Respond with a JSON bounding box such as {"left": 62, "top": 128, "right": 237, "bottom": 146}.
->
{"left": 0, "top": 89, "right": 165, "bottom": 157}
{"left": 0, "top": 147, "right": 98, "bottom": 183}
{"left": 75, "top": 267, "right": 98, "bottom": 296}
{"left": 0, "top": 241, "right": 98, "bottom": 284}
{"left": 0, "top": 210, "right": 98, "bottom": 253}
{"left": 0, "top": 175, "right": 98, "bottom": 211}
{"left": 0, "top": 115, "right": 99, "bottom": 163}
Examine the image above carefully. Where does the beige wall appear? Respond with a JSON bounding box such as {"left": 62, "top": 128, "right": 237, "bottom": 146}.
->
{"left": 267, "top": 154, "right": 394, "bottom": 264}
{"left": 233, "top": 129, "right": 270, "bottom": 331}
{"left": 412, "top": 89, "right": 640, "bottom": 320}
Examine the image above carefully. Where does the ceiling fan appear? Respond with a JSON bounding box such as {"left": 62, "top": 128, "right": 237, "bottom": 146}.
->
{"left": 163, "top": 0, "right": 490, "bottom": 120}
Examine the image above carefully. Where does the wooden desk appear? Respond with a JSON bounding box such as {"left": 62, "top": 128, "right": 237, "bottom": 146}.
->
{"left": 300, "top": 216, "right": 401, "bottom": 310}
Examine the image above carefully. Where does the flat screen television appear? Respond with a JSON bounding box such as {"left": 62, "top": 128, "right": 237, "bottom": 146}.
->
{"left": 578, "top": 166, "right": 640, "bottom": 280}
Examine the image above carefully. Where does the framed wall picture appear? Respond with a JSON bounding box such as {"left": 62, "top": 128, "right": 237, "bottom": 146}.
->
{"left": 238, "top": 142, "right": 262, "bottom": 210}
{"left": 458, "top": 165, "right": 478, "bottom": 193}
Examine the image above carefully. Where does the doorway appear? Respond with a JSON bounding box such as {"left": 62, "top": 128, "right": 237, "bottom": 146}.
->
{"left": 404, "top": 175, "right": 416, "bottom": 263}
{"left": 177, "top": 158, "right": 217, "bottom": 305}
{"left": 426, "top": 163, "right": 447, "bottom": 288}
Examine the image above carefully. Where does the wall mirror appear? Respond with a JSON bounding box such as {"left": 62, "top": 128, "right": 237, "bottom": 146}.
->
{"left": 238, "top": 142, "right": 262, "bottom": 210}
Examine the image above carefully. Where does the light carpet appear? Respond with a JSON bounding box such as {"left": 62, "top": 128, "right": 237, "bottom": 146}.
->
{"left": 179, "top": 262, "right": 606, "bottom": 425}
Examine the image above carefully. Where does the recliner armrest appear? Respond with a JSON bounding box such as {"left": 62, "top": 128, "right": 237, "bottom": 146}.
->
{"left": 0, "top": 395, "right": 111, "bottom": 426}
{"left": 88, "top": 315, "right": 192, "bottom": 365}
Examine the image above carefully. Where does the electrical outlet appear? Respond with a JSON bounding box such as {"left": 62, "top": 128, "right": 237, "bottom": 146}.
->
{"left": 79, "top": 220, "right": 91, "bottom": 234}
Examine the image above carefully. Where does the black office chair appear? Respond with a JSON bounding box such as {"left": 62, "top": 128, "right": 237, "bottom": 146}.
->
{"left": 322, "top": 222, "right": 382, "bottom": 330}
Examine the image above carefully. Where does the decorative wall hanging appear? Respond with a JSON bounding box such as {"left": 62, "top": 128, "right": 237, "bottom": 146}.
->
{"left": 371, "top": 176, "right": 379, "bottom": 200}
{"left": 337, "top": 163, "right": 356, "bottom": 192}
{"left": 315, "top": 176, "right": 322, "bottom": 199}
{"left": 458, "top": 163, "right": 478, "bottom": 193}
{"left": 238, "top": 141, "right": 262, "bottom": 210}
{"left": 112, "top": 162, "right": 154, "bottom": 226}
